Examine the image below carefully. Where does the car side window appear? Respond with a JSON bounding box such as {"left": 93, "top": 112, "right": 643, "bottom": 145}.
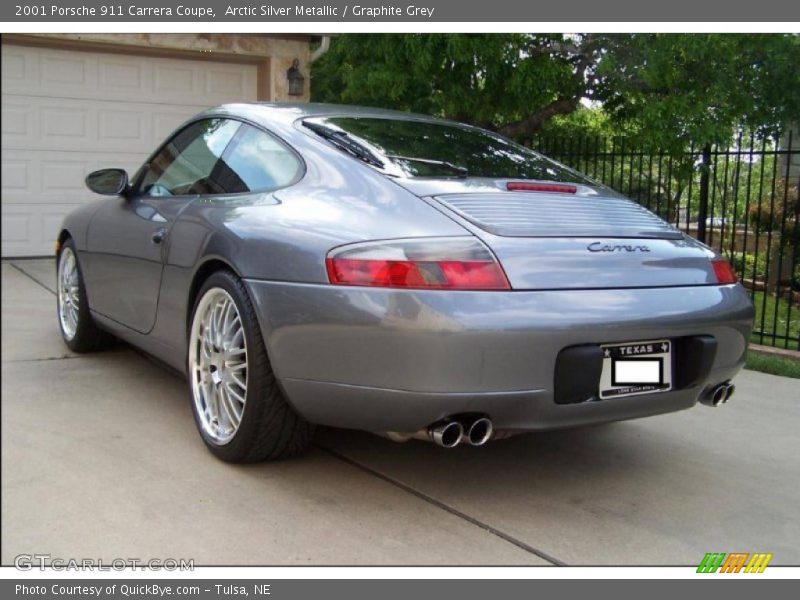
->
{"left": 211, "top": 124, "right": 303, "bottom": 194}
{"left": 138, "top": 119, "right": 241, "bottom": 197}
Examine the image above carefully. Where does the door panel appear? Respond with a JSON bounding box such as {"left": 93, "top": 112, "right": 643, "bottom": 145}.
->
{"left": 84, "top": 197, "right": 194, "bottom": 333}
{"left": 83, "top": 118, "right": 242, "bottom": 333}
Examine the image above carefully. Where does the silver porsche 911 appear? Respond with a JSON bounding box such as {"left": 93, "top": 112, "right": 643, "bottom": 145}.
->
{"left": 56, "top": 103, "right": 754, "bottom": 462}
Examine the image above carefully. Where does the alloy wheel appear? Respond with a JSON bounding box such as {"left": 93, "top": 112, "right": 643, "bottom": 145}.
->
{"left": 189, "top": 288, "right": 248, "bottom": 444}
{"left": 57, "top": 247, "right": 80, "bottom": 340}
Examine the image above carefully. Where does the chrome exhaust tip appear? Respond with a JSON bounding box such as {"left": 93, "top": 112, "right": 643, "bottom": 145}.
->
{"left": 429, "top": 421, "right": 463, "bottom": 448}
{"left": 711, "top": 385, "right": 727, "bottom": 407}
{"left": 723, "top": 383, "right": 735, "bottom": 403}
{"left": 464, "top": 417, "right": 493, "bottom": 446}
{"left": 700, "top": 382, "right": 731, "bottom": 407}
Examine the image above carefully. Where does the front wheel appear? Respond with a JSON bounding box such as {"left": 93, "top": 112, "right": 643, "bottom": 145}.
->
{"left": 187, "top": 271, "right": 312, "bottom": 462}
{"left": 56, "top": 239, "right": 113, "bottom": 352}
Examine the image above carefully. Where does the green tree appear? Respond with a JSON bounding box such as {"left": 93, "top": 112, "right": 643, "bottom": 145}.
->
{"left": 311, "top": 34, "right": 800, "bottom": 151}
{"left": 540, "top": 106, "right": 621, "bottom": 139}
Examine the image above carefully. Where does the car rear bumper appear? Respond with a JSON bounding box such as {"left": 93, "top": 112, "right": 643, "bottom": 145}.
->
{"left": 244, "top": 280, "right": 754, "bottom": 433}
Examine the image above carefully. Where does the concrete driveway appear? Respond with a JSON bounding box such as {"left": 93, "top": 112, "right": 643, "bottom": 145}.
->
{"left": 2, "top": 258, "right": 798, "bottom": 566}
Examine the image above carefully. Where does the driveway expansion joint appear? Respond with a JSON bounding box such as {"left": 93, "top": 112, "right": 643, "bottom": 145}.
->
{"left": 1, "top": 355, "right": 98, "bottom": 364}
{"left": 9, "top": 261, "right": 56, "bottom": 295}
{"left": 316, "top": 444, "right": 565, "bottom": 566}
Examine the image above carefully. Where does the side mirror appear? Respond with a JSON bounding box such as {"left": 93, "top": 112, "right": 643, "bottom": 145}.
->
{"left": 85, "top": 168, "right": 129, "bottom": 196}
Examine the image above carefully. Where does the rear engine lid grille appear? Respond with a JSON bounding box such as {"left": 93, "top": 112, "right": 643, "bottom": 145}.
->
{"left": 435, "top": 193, "right": 683, "bottom": 239}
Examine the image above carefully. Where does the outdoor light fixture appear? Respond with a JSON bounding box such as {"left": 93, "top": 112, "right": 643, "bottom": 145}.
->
{"left": 287, "top": 59, "right": 305, "bottom": 96}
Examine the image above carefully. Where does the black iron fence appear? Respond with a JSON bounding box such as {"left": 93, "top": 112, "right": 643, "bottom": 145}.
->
{"left": 528, "top": 132, "right": 800, "bottom": 351}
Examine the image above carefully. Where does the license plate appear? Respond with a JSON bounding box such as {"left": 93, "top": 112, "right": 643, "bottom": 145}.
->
{"left": 599, "top": 339, "right": 672, "bottom": 399}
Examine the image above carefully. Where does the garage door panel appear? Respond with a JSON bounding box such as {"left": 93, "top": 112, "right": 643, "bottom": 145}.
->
{"left": 1, "top": 211, "right": 31, "bottom": 244}
{"left": 1, "top": 100, "right": 33, "bottom": 137}
{"left": 154, "top": 64, "right": 195, "bottom": 96}
{"left": 41, "top": 159, "right": 95, "bottom": 194}
{"left": 154, "top": 62, "right": 258, "bottom": 105}
{"left": 4, "top": 96, "right": 207, "bottom": 154}
{"left": 4, "top": 97, "right": 97, "bottom": 152}
{"left": 205, "top": 68, "right": 257, "bottom": 100}
{"left": 1, "top": 203, "right": 84, "bottom": 256}
{"left": 3, "top": 45, "right": 257, "bottom": 106}
{"left": 1, "top": 48, "right": 29, "bottom": 82}
{"left": 43, "top": 105, "right": 89, "bottom": 139}
{"left": 2, "top": 159, "right": 29, "bottom": 191}
{"left": 2, "top": 43, "right": 259, "bottom": 256}
{"left": 98, "top": 107, "right": 146, "bottom": 144}
{"left": 41, "top": 53, "right": 96, "bottom": 89}
{"left": 98, "top": 58, "right": 146, "bottom": 93}
{"left": 2, "top": 150, "right": 147, "bottom": 205}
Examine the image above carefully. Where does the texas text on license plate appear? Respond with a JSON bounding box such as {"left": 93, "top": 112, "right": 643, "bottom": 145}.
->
{"left": 599, "top": 339, "right": 672, "bottom": 399}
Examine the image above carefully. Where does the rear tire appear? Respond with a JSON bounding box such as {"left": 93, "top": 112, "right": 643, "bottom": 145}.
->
{"left": 187, "top": 270, "right": 312, "bottom": 462}
{"left": 56, "top": 239, "right": 114, "bottom": 352}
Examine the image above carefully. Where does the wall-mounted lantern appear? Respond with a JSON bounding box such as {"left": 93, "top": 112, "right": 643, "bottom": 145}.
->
{"left": 286, "top": 59, "right": 305, "bottom": 96}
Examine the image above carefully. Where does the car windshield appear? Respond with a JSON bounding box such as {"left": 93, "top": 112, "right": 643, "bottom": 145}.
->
{"left": 309, "top": 116, "right": 592, "bottom": 183}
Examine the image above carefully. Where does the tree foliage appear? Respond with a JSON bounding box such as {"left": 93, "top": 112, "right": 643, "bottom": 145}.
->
{"left": 311, "top": 34, "right": 800, "bottom": 151}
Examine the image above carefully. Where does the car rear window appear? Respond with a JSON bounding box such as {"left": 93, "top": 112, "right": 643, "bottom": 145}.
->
{"left": 311, "top": 116, "right": 592, "bottom": 183}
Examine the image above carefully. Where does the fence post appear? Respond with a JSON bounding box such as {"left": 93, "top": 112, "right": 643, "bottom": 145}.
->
{"left": 697, "top": 143, "right": 712, "bottom": 243}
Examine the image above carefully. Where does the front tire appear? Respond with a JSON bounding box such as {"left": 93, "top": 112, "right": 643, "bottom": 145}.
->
{"left": 187, "top": 270, "right": 312, "bottom": 462}
{"left": 56, "top": 239, "right": 113, "bottom": 352}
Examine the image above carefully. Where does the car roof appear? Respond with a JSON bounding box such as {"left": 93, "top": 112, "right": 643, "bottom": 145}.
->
{"left": 207, "top": 101, "right": 450, "bottom": 126}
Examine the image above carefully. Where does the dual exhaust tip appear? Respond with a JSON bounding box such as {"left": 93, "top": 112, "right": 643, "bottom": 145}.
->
{"left": 427, "top": 380, "right": 737, "bottom": 446}
{"left": 701, "top": 382, "right": 735, "bottom": 407}
{"left": 429, "top": 416, "right": 493, "bottom": 448}
{"left": 426, "top": 381, "right": 737, "bottom": 447}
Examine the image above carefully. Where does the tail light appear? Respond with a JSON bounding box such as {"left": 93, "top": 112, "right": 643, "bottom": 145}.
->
{"left": 711, "top": 259, "right": 738, "bottom": 284}
{"left": 326, "top": 238, "right": 511, "bottom": 290}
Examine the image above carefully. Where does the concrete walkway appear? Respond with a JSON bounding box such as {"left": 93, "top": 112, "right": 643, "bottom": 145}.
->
{"left": 2, "top": 259, "right": 798, "bottom": 566}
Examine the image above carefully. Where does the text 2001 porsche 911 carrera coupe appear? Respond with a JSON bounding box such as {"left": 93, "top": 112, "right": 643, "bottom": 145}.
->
{"left": 56, "top": 103, "right": 754, "bottom": 462}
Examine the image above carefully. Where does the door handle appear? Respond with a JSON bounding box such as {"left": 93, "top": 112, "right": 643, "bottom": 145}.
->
{"left": 151, "top": 227, "right": 168, "bottom": 244}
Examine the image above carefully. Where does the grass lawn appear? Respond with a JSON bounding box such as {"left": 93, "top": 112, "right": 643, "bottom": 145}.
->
{"left": 748, "top": 289, "right": 799, "bottom": 351}
{"left": 744, "top": 351, "right": 800, "bottom": 379}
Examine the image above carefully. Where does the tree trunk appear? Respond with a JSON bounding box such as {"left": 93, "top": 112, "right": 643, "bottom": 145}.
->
{"left": 499, "top": 97, "right": 580, "bottom": 139}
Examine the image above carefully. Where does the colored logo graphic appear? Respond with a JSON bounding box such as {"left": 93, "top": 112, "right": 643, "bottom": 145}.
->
{"left": 697, "top": 552, "right": 773, "bottom": 573}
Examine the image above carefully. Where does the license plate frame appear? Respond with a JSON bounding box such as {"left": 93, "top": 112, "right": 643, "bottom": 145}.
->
{"left": 599, "top": 339, "right": 672, "bottom": 399}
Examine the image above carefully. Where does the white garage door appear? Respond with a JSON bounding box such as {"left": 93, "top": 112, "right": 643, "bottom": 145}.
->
{"left": 1, "top": 44, "right": 258, "bottom": 256}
